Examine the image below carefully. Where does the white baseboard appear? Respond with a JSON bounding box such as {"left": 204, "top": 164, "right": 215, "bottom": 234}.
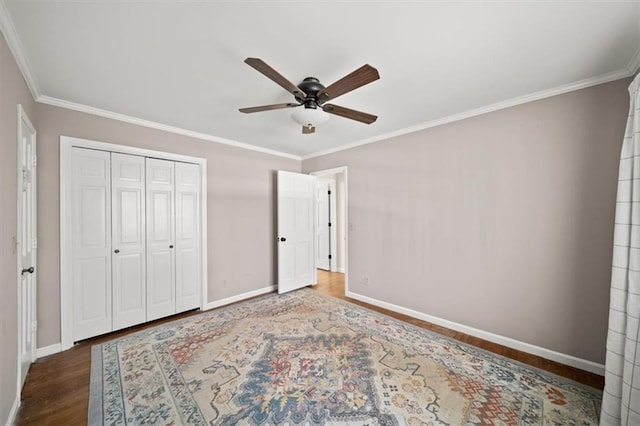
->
{"left": 337, "top": 267, "right": 345, "bottom": 273}
{"left": 35, "top": 287, "right": 277, "bottom": 357}
{"left": 36, "top": 343, "right": 62, "bottom": 359}
{"left": 5, "top": 394, "right": 19, "bottom": 426}
{"left": 33, "top": 289, "right": 278, "bottom": 362}
{"left": 203, "top": 285, "right": 276, "bottom": 310}
{"left": 346, "top": 290, "right": 605, "bottom": 376}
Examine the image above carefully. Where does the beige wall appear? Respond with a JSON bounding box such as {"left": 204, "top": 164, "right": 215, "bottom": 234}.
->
{"left": 35, "top": 104, "right": 300, "bottom": 348}
{"left": 0, "top": 33, "right": 37, "bottom": 425}
{"left": 303, "top": 78, "right": 630, "bottom": 364}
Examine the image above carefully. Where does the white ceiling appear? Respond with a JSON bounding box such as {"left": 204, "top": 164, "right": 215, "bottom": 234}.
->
{"left": 3, "top": 1, "right": 639, "bottom": 159}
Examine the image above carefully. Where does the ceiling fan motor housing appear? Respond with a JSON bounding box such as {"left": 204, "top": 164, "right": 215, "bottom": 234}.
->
{"left": 296, "top": 77, "right": 325, "bottom": 108}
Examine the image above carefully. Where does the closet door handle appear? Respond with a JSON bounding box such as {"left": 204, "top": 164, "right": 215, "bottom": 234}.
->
{"left": 114, "top": 249, "right": 120, "bottom": 254}
{"left": 169, "top": 245, "right": 174, "bottom": 249}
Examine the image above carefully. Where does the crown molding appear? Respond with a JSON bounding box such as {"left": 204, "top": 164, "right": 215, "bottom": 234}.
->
{"left": 628, "top": 46, "right": 640, "bottom": 75}
{"left": 302, "top": 68, "right": 633, "bottom": 161}
{"left": 1, "top": 0, "right": 636, "bottom": 162}
{"left": 37, "top": 95, "right": 301, "bottom": 160}
{"left": 0, "top": 0, "right": 40, "bottom": 99}
{"left": 0, "top": 0, "right": 299, "bottom": 160}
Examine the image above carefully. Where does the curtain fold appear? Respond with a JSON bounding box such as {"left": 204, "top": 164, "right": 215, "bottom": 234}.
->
{"left": 601, "top": 73, "right": 640, "bottom": 426}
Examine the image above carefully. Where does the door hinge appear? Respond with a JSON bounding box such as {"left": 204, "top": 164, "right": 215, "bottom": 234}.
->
{"left": 328, "top": 222, "right": 332, "bottom": 227}
{"left": 32, "top": 238, "right": 37, "bottom": 249}
{"left": 328, "top": 254, "right": 332, "bottom": 259}
{"left": 32, "top": 320, "right": 37, "bottom": 332}
{"left": 31, "top": 155, "right": 37, "bottom": 167}
{"left": 328, "top": 190, "right": 331, "bottom": 195}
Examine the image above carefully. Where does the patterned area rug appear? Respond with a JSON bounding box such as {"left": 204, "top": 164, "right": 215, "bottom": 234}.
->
{"left": 89, "top": 289, "right": 601, "bottom": 425}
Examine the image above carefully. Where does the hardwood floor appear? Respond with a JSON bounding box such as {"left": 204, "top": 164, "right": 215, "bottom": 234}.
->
{"left": 16, "top": 270, "right": 603, "bottom": 424}
{"left": 15, "top": 309, "right": 202, "bottom": 425}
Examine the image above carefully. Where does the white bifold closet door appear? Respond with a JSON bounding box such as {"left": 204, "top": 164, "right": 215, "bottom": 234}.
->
{"left": 146, "top": 158, "right": 176, "bottom": 321}
{"left": 70, "top": 148, "right": 201, "bottom": 341}
{"left": 111, "top": 153, "right": 146, "bottom": 330}
{"left": 146, "top": 159, "right": 200, "bottom": 319}
{"left": 175, "top": 162, "right": 201, "bottom": 312}
{"left": 71, "top": 148, "right": 113, "bottom": 341}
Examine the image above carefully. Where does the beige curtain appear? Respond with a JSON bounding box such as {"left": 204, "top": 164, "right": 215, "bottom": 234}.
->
{"left": 601, "top": 73, "right": 640, "bottom": 425}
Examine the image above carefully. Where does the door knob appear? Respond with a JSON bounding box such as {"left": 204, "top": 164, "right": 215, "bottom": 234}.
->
{"left": 114, "top": 249, "right": 120, "bottom": 254}
{"left": 21, "top": 266, "right": 34, "bottom": 275}
{"left": 279, "top": 237, "right": 286, "bottom": 242}
{"left": 169, "top": 245, "right": 174, "bottom": 248}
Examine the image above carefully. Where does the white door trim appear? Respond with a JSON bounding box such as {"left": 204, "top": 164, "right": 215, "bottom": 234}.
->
{"left": 60, "top": 136, "right": 208, "bottom": 351}
{"left": 16, "top": 104, "right": 37, "bottom": 396}
{"left": 310, "top": 167, "right": 348, "bottom": 292}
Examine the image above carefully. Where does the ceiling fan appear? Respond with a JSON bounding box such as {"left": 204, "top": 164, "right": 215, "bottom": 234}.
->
{"left": 239, "top": 58, "right": 380, "bottom": 134}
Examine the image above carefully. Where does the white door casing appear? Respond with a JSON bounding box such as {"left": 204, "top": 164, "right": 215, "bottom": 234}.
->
{"left": 17, "top": 105, "right": 37, "bottom": 390}
{"left": 277, "top": 170, "right": 316, "bottom": 294}
{"left": 146, "top": 158, "right": 176, "bottom": 320}
{"left": 111, "top": 153, "right": 147, "bottom": 330}
{"left": 71, "top": 148, "right": 113, "bottom": 341}
{"left": 175, "top": 162, "right": 201, "bottom": 312}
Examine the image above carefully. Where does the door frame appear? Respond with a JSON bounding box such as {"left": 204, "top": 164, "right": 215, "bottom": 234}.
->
{"left": 16, "top": 104, "right": 37, "bottom": 394}
{"left": 310, "top": 167, "right": 348, "bottom": 293}
{"left": 59, "top": 136, "right": 208, "bottom": 350}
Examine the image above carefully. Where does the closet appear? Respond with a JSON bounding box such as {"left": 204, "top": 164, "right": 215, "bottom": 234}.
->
{"left": 70, "top": 147, "right": 201, "bottom": 341}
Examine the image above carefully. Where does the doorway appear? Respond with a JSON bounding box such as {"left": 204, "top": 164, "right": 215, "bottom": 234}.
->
{"left": 17, "top": 105, "right": 37, "bottom": 393}
{"left": 311, "top": 167, "right": 348, "bottom": 295}
{"left": 316, "top": 177, "right": 337, "bottom": 271}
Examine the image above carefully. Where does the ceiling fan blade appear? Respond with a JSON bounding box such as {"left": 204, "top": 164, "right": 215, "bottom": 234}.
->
{"left": 322, "top": 104, "right": 377, "bottom": 124}
{"left": 317, "top": 64, "right": 379, "bottom": 103}
{"left": 239, "top": 103, "right": 300, "bottom": 113}
{"left": 245, "top": 58, "right": 306, "bottom": 100}
{"left": 302, "top": 125, "right": 315, "bottom": 134}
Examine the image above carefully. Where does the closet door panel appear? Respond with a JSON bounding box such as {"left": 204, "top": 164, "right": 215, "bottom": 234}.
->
{"left": 149, "top": 251, "right": 173, "bottom": 308}
{"left": 175, "top": 162, "right": 200, "bottom": 312}
{"left": 71, "top": 148, "right": 112, "bottom": 341}
{"left": 146, "top": 158, "right": 176, "bottom": 321}
{"left": 112, "top": 153, "right": 146, "bottom": 330}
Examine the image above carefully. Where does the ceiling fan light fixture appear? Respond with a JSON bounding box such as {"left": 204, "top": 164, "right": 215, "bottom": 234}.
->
{"left": 240, "top": 58, "right": 379, "bottom": 133}
{"left": 291, "top": 106, "right": 329, "bottom": 128}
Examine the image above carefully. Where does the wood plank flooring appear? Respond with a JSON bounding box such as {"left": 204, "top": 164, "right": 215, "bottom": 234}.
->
{"left": 15, "top": 270, "right": 603, "bottom": 424}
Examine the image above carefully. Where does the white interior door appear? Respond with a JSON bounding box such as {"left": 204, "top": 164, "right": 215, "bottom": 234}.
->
{"left": 146, "top": 158, "right": 176, "bottom": 320}
{"left": 277, "top": 170, "right": 316, "bottom": 294}
{"left": 71, "top": 148, "right": 112, "bottom": 341}
{"left": 17, "top": 106, "right": 36, "bottom": 388}
{"left": 111, "top": 153, "right": 146, "bottom": 330}
{"left": 175, "top": 162, "right": 200, "bottom": 312}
